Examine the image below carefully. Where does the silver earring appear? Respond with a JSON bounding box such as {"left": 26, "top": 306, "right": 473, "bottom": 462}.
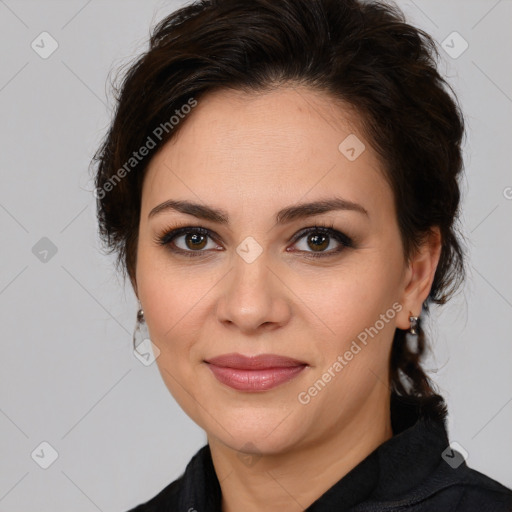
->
{"left": 133, "top": 308, "right": 150, "bottom": 350}
{"left": 409, "top": 312, "right": 418, "bottom": 335}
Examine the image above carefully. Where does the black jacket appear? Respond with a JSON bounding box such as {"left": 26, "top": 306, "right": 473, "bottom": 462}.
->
{"left": 128, "top": 395, "right": 512, "bottom": 511}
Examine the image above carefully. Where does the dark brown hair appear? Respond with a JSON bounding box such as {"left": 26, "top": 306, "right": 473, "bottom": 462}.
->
{"left": 92, "top": 0, "right": 466, "bottom": 421}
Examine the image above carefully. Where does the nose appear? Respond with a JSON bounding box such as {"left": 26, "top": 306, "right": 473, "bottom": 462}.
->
{"left": 215, "top": 249, "right": 292, "bottom": 334}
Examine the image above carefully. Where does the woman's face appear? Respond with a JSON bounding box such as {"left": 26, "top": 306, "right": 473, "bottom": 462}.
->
{"left": 135, "top": 85, "right": 415, "bottom": 454}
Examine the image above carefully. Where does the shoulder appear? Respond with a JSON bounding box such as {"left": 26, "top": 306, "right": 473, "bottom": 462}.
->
{"left": 352, "top": 459, "right": 512, "bottom": 512}
{"left": 383, "top": 395, "right": 512, "bottom": 511}
{"left": 403, "top": 462, "right": 511, "bottom": 511}
{"left": 125, "top": 475, "right": 183, "bottom": 511}
{"left": 437, "top": 463, "right": 512, "bottom": 511}
{"left": 125, "top": 445, "right": 210, "bottom": 512}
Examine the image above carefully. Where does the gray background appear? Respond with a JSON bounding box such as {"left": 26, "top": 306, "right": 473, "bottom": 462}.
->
{"left": 0, "top": 0, "right": 511, "bottom": 510}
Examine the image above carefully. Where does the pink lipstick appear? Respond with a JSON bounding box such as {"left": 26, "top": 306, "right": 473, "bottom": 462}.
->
{"left": 204, "top": 353, "right": 307, "bottom": 392}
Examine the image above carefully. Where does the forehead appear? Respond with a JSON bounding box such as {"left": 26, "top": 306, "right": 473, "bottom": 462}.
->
{"left": 141, "top": 86, "right": 392, "bottom": 222}
{"left": 165, "top": 85, "right": 365, "bottom": 154}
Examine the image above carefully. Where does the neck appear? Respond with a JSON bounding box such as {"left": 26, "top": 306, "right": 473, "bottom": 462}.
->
{"left": 209, "top": 389, "right": 393, "bottom": 512}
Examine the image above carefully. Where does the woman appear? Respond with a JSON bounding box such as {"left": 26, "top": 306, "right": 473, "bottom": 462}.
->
{"left": 93, "top": 0, "right": 512, "bottom": 510}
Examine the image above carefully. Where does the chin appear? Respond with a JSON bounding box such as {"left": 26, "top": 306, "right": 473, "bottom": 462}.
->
{"left": 205, "top": 410, "right": 306, "bottom": 456}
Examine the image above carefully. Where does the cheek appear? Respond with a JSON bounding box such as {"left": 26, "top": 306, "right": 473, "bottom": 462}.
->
{"left": 290, "top": 258, "right": 399, "bottom": 340}
{"left": 137, "top": 264, "right": 207, "bottom": 414}
{"left": 297, "top": 271, "right": 399, "bottom": 415}
{"left": 289, "top": 254, "right": 402, "bottom": 406}
{"left": 136, "top": 259, "right": 225, "bottom": 416}
{"left": 137, "top": 244, "right": 216, "bottom": 335}
{"left": 136, "top": 275, "right": 189, "bottom": 380}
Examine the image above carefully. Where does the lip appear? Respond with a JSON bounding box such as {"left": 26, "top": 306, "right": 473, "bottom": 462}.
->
{"left": 204, "top": 353, "right": 308, "bottom": 392}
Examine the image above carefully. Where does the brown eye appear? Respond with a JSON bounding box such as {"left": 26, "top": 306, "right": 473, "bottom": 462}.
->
{"left": 156, "top": 226, "right": 221, "bottom": 257}
{"left": 306, "top": 232, "right": 330, "bottom": 252}
{"left": 155, "top": 224, "right": 353, "bottom": 259}
{"left": 184, "top": 232, "right": 208, "bottom": 250}
{"left": 290, "top": 226, "right": 354, "bottom": 258}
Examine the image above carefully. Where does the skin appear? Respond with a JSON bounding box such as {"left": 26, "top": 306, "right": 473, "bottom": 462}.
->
{"left": 132, "top": 85, "right": 442, "bottom": 511}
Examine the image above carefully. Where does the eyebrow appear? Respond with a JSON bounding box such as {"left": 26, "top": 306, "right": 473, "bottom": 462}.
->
{"left": 148, "top": 197, "right": 369, "bottom": 224}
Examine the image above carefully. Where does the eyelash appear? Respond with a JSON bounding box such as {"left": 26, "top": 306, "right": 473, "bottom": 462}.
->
{"left": 152, "top": 221, "right": 354, "bottom": 259}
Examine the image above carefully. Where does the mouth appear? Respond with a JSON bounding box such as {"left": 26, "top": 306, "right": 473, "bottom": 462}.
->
{"left": 204, "top": 353, "right": 308, "bottom": 392}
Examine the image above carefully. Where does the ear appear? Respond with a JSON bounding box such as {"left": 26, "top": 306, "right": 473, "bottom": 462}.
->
{"left": 396, "top": 226, "right": 442, "bottom": 330}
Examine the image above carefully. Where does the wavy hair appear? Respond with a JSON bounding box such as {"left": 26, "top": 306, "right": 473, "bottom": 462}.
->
{"left": 92, "top": 0, "right": 466, "bottom": 422}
